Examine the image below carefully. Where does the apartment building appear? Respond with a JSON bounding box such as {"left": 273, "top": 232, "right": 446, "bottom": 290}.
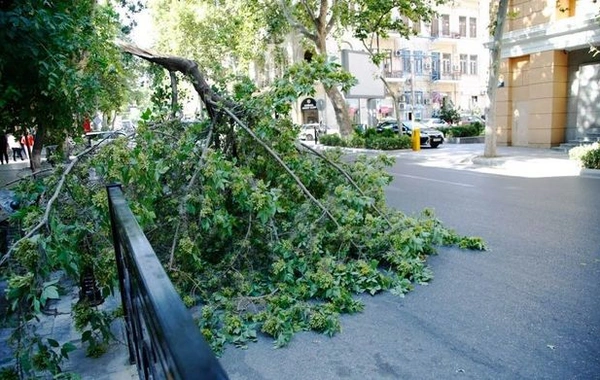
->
{"left": 289, "top": 3, "right": 492, "bottom": 129}
{"left": 494, "top": 0, "right": 600, "bottom": 148}
{"left": 371, "top": 0, "right": 491, "bottom": 123}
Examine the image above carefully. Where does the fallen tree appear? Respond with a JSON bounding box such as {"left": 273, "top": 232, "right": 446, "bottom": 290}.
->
{"left": 3, "top": 45, "right": 485, "bottom": 375}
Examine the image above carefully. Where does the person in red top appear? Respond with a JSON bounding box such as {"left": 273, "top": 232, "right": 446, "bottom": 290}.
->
{"left": 83, "top": 117, "right": 92, "bottom": 133}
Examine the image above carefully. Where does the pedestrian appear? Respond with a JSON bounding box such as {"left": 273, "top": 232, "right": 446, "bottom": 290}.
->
{"left": 7, "top": 134, "right": 24, "bottom": 161}
{"left": 20, "top": 134, "right": 27, "bottom": 158}
{"left": 0, "top": 132, "right": 8, "bottom": 164}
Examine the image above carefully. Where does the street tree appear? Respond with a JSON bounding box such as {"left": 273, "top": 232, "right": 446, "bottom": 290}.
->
{"left": 483, "top": 0, "right": 509, "bottom": 158}
{"left": 0, "top": 0, "right": 131, "bottom": 170}
{"left": 147, "top": 0, "right": 442, "bottom": 136}
{"left": 273, "top": 0, "right": 444, "bottom": 136}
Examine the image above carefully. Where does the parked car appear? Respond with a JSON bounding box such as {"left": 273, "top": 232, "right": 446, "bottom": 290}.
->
{"left": 459, "top": 114, "right": 485, "bottom": 126}
{"left": 376, "top": 120, "right": 445, "bottom": 148}
{"left": 421, "top": 118, "right": 449, "bottom": 129}
{"left": 299, "top": 123, "right": 326, "bottom": 141}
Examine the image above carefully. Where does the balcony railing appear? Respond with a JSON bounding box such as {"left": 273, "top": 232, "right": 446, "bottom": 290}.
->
{"left": 107, "top": 184, "right": 229, "bottom": 380}
{"left": 383, "top": 70, "right": 404, "bottom": 79}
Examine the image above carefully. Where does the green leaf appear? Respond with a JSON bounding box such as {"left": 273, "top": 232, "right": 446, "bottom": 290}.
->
{"left": 47, "top": 338, "right": 60, "bottom": 347}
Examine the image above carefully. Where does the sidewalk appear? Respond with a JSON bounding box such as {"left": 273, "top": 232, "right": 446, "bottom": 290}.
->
{"left": 0, "top": 159, "right": 137, "bottom": 379}
{"left": 312, "top": 142, "right": 590, "bottom": 179}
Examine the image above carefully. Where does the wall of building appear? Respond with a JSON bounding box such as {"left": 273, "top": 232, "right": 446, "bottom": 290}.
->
{"left": 565, "top": 49, "right": 600, "bottom": 142}
{"left": 495, "top": 0, "right": 600, "bottom": 148}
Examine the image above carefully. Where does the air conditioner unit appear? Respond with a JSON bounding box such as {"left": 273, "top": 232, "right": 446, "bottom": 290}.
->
{"left": 424, "top": 99, "right": 431, "bottom": 105}
{"left": 424, "top": 63, "right": 431, "bottom": 70}
{"left": 398, "top": 103, "right": 406, "bottom": 110}
{"left": 394, "top": 50, "right": 403, "bottom": 57}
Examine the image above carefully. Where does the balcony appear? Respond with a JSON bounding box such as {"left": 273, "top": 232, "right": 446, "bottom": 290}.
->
{"left": 431, "top": 71, "right": 461, "bottom": 82}
{"left": 383, "top": 70, "right": 406, "bottom": 82}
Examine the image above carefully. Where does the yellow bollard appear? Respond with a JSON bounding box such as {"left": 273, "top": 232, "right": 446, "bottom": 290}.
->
{"left": 412, "top": 127, "right": 421, "bottom": 151}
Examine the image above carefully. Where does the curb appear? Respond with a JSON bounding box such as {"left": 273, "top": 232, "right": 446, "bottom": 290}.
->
{"left": 580, "top": 168, "right": 600, "bottom": 178}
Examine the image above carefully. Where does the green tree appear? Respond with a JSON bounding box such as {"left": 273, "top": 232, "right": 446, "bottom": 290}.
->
{"left": 270, "top": 0, "right": 443, "bottom": 136}
{"left": 146, "top": 0, "right": 442, "bottom": 136}
{"left": 0, "top": 0, "right": 131, "bottom": 170}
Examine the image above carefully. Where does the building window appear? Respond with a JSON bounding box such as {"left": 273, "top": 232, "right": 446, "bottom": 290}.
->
{"left": 460, "top": 54, "right": 467, "bottom": 74}
{"left": 402, "top": 50, "right": 411, "bottom": 73}
{"left": 404, "top": 91, "right": 412, "bottom": 106}
{"left": 469, "top": 17, "right": 477, "bottom": 38}
{"left": 441, "top": 14, "right": 450, "bottom": 36}
{"left": 459, "top": 16, "right": 467, "bottom": 37}
{"left": 383, "top": 49, "right": 393, "bottom": 76}
{"left": 415, "top": 91, "right": 424, "bottom": 105}
{"left": 414, "top": 51, "right": 423, "bottom": 74}
{"left": 431, "top": 52, "right": 440, "bottom": 80}
{"left": 430, "top": 17, "right": 439, "bottom": 37}
{"left": 469, "top": 55, "right": 478, "bottom": 75}
{"left": 442, "top": 53, "right": 451, "bottom": 74}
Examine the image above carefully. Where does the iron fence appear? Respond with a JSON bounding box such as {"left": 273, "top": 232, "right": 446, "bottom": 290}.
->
{"left": 107, "top": 184, "right": 229, "bottom": 380}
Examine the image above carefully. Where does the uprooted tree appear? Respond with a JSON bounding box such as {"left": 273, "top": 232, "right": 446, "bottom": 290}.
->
{"left": 3, "top": 43, "right": 485, "bottom": 377}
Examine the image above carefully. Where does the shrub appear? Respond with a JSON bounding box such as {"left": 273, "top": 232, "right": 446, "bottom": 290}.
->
{"left": 569, "top": 142, "right": 599, "bottom": 163}
{"left": 365, "top": 135, "right": 411, "bottom": 150}
{"left": 438, "top": 123, "right": 483, "bottom": 138}
{"left": 319, "top": 133, "right": 346, "bottom": 147}
{"left": 348, "top": 134, "right": 366, "bottom": 148}
{"left": 580, "top": 145, "right": 600, "bottom": 169}
{"left": 320, "top": 130, "right": 411, "bottom": 150}
{"left": 437, "top": 102, "right": 461, "bottom": 124}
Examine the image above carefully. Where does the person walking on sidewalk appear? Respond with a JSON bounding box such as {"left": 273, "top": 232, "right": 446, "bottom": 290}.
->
{"left": 0, "top": 132, "right": 9, "bottom": 164}
{"left": 7, "top": 134, "right": 24, "bottom": 161}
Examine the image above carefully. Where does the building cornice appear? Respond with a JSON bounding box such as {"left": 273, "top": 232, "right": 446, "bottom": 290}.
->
{"left": 496, "top": 15, "right": 600, "bottom": 58}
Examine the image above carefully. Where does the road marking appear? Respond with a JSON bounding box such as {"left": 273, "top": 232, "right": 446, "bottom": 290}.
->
{"left": 393, "top": 174, "right": 475, "bottom": 188}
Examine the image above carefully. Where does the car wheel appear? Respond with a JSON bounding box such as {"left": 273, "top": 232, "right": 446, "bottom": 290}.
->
{"left": 305, "top": 134, "right": 314, "bottom": 141}
{"left": 430, "top": 142, "right": 440, "bottom": 148}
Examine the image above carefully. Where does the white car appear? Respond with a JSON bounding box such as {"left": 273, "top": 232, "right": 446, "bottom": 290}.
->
{"left": 421, "top": 118, "right": 449, "bottom": 129}
{"left": 299, "top": 123, "right": 325, "bottom": 141}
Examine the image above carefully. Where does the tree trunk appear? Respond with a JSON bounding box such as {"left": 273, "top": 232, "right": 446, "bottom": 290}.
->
{"left": 30, "top": 123, "right": 46, "bottom": 171}
{"left": 484, "top": 0, "right": 509, "bottom": 158}
{"left": 312, "top": 7, "right": 352, "bottom": 137}
{"left": 324, "top": 86, "right": 353, "bottom": 136}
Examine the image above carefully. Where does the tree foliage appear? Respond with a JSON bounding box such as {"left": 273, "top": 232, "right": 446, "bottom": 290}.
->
{"left": 147, "top": 0, "right": 443, "bottom": 136}
{"left": 0, "top": 0, "right": 132, "bottom": 170}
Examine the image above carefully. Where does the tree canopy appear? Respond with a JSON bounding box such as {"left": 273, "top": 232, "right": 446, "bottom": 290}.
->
{"left": 0, "top": 0, "right": 132, "bottom": 169}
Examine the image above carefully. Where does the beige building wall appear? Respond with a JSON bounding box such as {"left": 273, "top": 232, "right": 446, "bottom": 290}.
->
{"left": 495, "top": 0, "right": 600, "bottom": 147}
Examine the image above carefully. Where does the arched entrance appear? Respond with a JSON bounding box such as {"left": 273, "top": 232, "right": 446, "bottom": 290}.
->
{"left": 300, "top": 97, "right": 319, "bottom": 124}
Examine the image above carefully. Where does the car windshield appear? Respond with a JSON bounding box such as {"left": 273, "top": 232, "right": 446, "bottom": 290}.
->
{"left": 403, "top": 122, "right": 426, "bottom": 130}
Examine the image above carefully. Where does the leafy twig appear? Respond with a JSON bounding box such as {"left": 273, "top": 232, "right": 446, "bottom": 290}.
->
{"left": 296, "top": 142, "right": 393, "bottom": 227}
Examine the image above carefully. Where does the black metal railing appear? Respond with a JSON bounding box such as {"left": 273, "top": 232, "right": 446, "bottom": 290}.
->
{"left": 107, "top": 184, "right": 229, "bottom": 380}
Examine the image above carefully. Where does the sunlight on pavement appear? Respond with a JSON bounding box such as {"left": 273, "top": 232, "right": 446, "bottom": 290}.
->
{"left": 417, "top": 156, "right": 581, "bottom": 178}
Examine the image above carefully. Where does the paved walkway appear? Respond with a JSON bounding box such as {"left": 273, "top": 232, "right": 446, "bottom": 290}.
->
{"left": 0, "top": 142, "right": 597, "bottom": 378}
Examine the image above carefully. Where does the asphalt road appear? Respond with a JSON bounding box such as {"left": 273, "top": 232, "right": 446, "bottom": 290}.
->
{"left": 220, "top": 157, "right": 600, "bottom": 379}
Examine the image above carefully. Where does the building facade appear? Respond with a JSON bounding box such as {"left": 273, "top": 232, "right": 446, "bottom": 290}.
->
{"left": 288, "top": 2, "right": 492, "bottom": 131}
{"left": 495, "top": 0, "right": 600, "bottom": 148}
{"left": 374, "top": 0, "right": 491, "bottom": 122}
